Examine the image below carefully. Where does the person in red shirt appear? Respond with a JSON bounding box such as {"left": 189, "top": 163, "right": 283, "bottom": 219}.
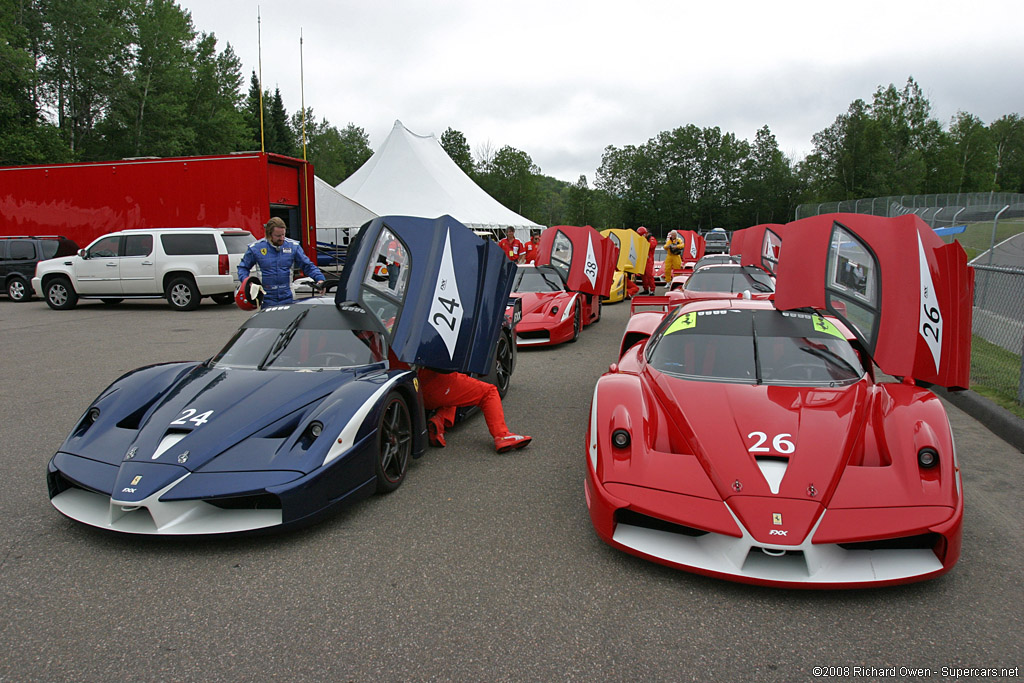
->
{"left": 420, "top": 369, "right": 532, "bottom": 453}
{"left": 498, "top": 227, "right": 525, "bottom": 263}
{"left": 636, "top": 226, "right": 657, "bottom": 294}
{"left": 523, "top": 232, "right": 541, "bottom": 264}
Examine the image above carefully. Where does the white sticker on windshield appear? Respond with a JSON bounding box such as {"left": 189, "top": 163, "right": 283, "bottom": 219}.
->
{"left": 429, "top": 230, "right": 464, "bottom": 360}
{"left": 690, "top": 237, "right": 697, "bottom": 258}
{"left": 917, "top": 233, "right": 942, "bottom": 372}
{"left": 584, "top": 234, "right": 599, "bottom": 288}
{"left": 629, "top": 238, "right": 637, "bottom": 268}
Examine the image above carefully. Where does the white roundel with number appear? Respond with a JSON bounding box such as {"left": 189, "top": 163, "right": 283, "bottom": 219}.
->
{"left": 584, "top": 234, "right": 599, "bottom": 289}
{"left": 428, "top": 230, "right": 464, "bottom": 361}
{"left": 917, "top": 233, "right": 942, "bottom": 373}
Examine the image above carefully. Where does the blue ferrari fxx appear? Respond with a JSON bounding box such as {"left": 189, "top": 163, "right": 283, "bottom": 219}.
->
{"left": 47, "top": 215, "right": 517, "bottom": 534}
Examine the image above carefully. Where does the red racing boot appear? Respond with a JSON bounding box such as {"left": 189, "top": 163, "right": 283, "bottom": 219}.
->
{"left": 494, "top": 433, "right": 532, "bottom": 453}
{"left": 427, "top": 414, "right": 446, "bottom": 448}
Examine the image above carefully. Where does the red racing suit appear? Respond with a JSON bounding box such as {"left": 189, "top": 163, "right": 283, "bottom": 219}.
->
{"left": 419, "top": 368, "right": 509, "bottom": 438}
{"left": 498, "top": 237, "right": 525, "bottom": 263}
{"left": 642, "top": 235, "right": 657, "bottom": 292}
{"left": 523, "top": 240, "right": 541, "bottom": 264}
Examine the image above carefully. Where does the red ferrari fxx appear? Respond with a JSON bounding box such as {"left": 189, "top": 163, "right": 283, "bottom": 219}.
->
{"left": 510, "top": 225, "right": 615, "bottom": 346}
{"left": 586, "top": 213, "right": 972, "bottom": 588}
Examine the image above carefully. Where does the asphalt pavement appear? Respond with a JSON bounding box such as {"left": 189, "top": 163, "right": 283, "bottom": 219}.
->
{"left": 1, "top": 295, "right": 1021, "bottom": 682}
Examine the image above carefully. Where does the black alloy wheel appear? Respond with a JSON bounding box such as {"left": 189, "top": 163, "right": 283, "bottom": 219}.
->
{"left": 375, "top": 392, "right": 411, "bottom": 493}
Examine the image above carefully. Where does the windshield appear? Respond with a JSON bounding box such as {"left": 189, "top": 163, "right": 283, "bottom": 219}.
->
{"left": 513, "top": 266, "right": 565, "bottom": 293}
{"left": 647, "top": 308, "right": 864, "bottom": 386}
{"left": 706, "top": 233, "right": 728, "bottom": 243}
{"left": 685, "top": 266, "right": 774, "bottom": 293}
{"left": 654, "top": 247, "right": 666, "bottom": 260}
{"left": 210, "top": 305, "right": 386, "bottom": 370}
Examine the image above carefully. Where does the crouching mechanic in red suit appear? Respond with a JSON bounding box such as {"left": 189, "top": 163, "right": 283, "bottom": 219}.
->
{"left": 419, "top": 368, "right": 532, "bottom": 453}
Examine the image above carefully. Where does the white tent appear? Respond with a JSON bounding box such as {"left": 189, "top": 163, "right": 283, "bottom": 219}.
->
{"left": 336, "top": 120, "right": 542, "bottom": 237}
{"left": 313, "top": 175, "right": 377, "bottom": 239}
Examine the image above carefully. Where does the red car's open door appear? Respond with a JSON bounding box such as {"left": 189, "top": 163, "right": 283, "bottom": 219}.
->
{"left": 676, "top": 229, "right": 705, "bottom": 262}
{"left": 774, "top": 213, "right": 972, "bottom": 389}
{"left": 537, "top": 225, "right": 616, "bottom": 298}
{"left": 730, "top": 224, "right": 784, "bottom": 275}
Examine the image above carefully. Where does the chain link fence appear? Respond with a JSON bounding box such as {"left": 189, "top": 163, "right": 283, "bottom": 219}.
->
{"left": 972, "top": 265, "right": 1024, "bottom": 406}
{"left": 796, "top": 193, "right": 1024, "bottom": 221}
{"left": 795, "top": 193, "right": 1024, "bottom": 258}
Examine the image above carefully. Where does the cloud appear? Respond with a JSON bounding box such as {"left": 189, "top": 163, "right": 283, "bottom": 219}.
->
{"left": 178, "top": 0, "right": 1024, "bottom": 183}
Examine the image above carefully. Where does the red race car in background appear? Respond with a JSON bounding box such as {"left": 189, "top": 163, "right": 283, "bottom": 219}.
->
{"left": 509, "top": 225, "right": 615, "bottom": 346}
{"left": 586, "top": 213, "right": 972, "bottom": 588}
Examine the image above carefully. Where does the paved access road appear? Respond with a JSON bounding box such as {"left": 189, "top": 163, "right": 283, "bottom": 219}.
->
{"left": 1, "top": 297, "right": 1021, "bottom": 682}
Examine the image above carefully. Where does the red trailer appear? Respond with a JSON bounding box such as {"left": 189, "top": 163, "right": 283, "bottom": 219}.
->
{"left": 0, "top": 152, "right": 318, "bottom": 259}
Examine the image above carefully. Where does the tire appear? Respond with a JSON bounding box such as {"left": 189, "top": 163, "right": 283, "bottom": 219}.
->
{"left": 101, "top": 298, "right": 123, "bottom": 305}
{"left": 44, "top": 277, "right": 78, "bottom": 310}
{"left": 375, "top": 392, "right": 411, "bottom": 493}
{"left": 569, "top": 301, "right": 582, "bottom": 343}
{"left": 165, "top": 276, "right": 201, "bottom": 311}
{"left": 494, "top": 330, "right": 514, "bottom": 398}
{"left": 7, "top": 277, "right": 31, "bottom": 302}
{"left": 211, "top": 292, "right": 234, "bottom": 305}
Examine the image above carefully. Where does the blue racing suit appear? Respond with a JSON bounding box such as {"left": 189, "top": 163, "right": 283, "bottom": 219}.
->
{"left": 237, "top": 237, "right": 325, "bottom": 306}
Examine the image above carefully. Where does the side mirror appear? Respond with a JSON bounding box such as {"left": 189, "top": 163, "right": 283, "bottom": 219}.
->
{"left": 78, "top": 248, "right": 88, "bottom": 259}
{"left": 608, "top": 363, "right": 618, "bottom": 374}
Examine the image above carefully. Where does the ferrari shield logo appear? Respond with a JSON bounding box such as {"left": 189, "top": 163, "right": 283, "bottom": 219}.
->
{"left": 260, "top": 247, "right": 267, "bottom": 256}
{"left": 131, "top": 475, "right": 142, "bottom": 485}
{"left": 772, "top": 513, "right": 782, "bottom": 525}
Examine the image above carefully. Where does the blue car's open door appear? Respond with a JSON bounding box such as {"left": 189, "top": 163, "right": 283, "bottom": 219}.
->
{"left": 336, "top": 215, "right": 516, "bottom": 375}
{"left": 774, "top": 213, "right": 973, "bottom": 390}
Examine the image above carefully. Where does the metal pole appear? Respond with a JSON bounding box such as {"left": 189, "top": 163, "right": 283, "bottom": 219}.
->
{"left": 1019, "top": 332, "right": 1024, "bottom": 404}
{"left": 987, "top": 205, "right": 1010, "bottom": 267}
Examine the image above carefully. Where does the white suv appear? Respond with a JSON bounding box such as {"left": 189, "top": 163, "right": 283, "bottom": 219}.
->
{"left": 33, "top": 228, "right": 255, "bottom": 311}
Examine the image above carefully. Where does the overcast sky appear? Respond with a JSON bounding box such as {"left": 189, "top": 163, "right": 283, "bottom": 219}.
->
{"left": 176, "top": 0, "right": 1024, "bottom": 184}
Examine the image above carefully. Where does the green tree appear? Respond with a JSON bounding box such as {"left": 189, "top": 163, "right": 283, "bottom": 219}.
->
{"left": 37, "top": 0, "right": 134, "bottom": 154}
{"left": 0, "top": 0, "right": 68, "bottom": 163}
{"left": 989, "top": 114, "right": 1024, "bottom": 192}
{"left": 185, "top": 36, "right": 248, "bottom": 155}
{"left": 566, "top": 175, "right": 590, "bottom": 225}
{"left": 336, "top": 123, "right": 373, "bottom": 179}
{"left": 440, "top": 127, "right": 473, "bottom": 175}
{"left": 97, "top": 0, "right": 195, "bottom": 158}
{"left": 268, "top": 86, "right": 296, "bottom": 156}
{"left": 946, "top": 112, "right": 994, "bottom": 193}
{"left": 740, "top": 125, "right": 796, "bottom": 224}
{"left": 289, "top": 112, "right": 372, "bottom": 184}
{"left": 243, "top": 70, "right": 265, "bottom": 149}
{"left": 481, "top": 145, "right": 539, "bottom": 216}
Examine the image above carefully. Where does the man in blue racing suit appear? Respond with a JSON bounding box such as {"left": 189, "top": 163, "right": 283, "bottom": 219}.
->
{"left": 238, "top": 217, "right": 325, "bottom": 306}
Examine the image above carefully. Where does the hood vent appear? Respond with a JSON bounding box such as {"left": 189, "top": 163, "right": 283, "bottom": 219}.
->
{"left": 152, "top": 430, "right": 189, "bottom": 461}
{"left": 755, "top": 456, "right": 788, "bottom": 494}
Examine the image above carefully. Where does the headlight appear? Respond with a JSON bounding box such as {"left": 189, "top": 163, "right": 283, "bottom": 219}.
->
{"left": 87, "top": 407, "right": 101, "bottom": 423}
{"left": 308, "top": 421, "right": 323, "bottom": 438}
{"left": 611, "top": 429, "right": 631, "bottom": 449}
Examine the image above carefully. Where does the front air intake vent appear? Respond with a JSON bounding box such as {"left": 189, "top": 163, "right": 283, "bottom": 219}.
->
{"left": 616, "top": 509, "right": 708, "bottom": 537}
